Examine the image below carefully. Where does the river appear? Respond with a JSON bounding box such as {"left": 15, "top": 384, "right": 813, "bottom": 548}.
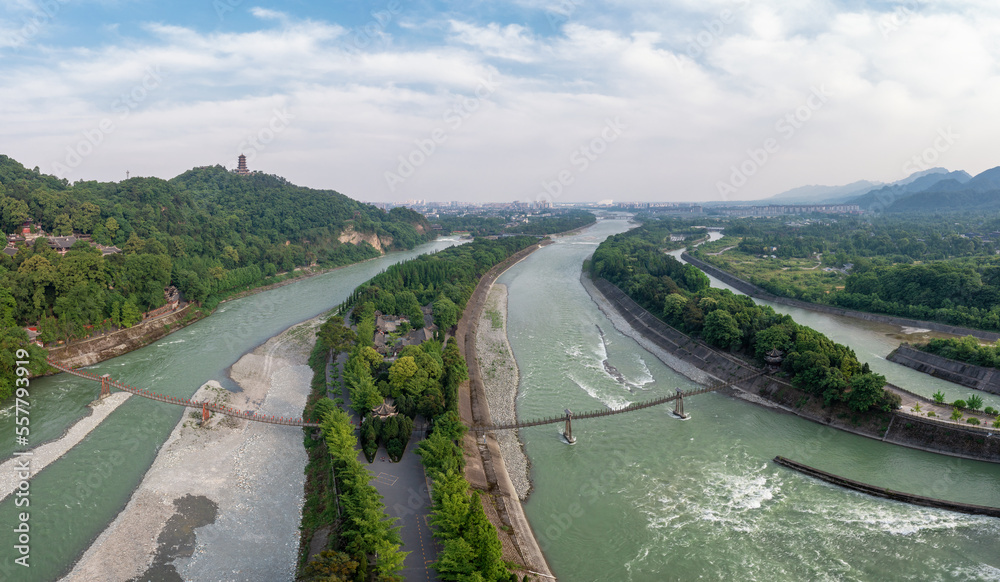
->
{"left": 0, "top": 237, "right": 462, "bottom": 582}
{"left": 501, "top": 219, "right": 1000, "bottom": 582}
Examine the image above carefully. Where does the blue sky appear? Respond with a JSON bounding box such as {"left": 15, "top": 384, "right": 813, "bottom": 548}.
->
{"left": 2, "top": 1, "right": 998, "bottom": 203}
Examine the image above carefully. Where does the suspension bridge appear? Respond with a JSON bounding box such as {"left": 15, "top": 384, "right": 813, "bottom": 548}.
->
{"left": 47, "top": 359, "right": 321, "bottom": 428}
{"left": 470, "top": 370, "right": 767, "bottom": 443}
{"left": 48, "top": 360, "right": 767, "bottom": 439}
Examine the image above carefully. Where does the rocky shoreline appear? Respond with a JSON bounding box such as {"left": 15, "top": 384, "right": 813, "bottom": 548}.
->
{"left": 61, "top": 316, "right": 322, "bottom": 582}
{"left": 476, "top": 284, "right": 531, "bottom": 500}
{"left": 580, "top": 272, "right": 713, "bottom": 386}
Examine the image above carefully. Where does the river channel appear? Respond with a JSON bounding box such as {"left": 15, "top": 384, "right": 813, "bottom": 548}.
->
{"left": 0, "top": 237, "right": 461, "bottom": 582}
{"left": 501, "top": 219, "right": 1000, "bottom": 581}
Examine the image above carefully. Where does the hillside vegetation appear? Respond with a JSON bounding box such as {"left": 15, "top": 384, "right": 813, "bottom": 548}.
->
{"left": 691, "top": 214, "right": 1000, "bottom": 331}
{"left": 592, "top": 217, "right": 896, "bottom": 414}
{"left": 0, "top": 155, "right": 433, "bottom": 399}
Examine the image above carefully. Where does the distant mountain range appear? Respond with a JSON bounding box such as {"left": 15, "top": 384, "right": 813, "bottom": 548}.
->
{"left": 752, "top": 166, "right": 1000, "bottom": 212}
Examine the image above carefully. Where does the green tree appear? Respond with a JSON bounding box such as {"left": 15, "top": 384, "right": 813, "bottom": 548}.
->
{"left": 0, "top": 327, "right": 48, "bottom": 401}
{"left": 53, "top": 213, "right": 73, "bottom": 236}
{"left": 300, "top": 550, "right": 359, "bottom": 582}
{"left": 433, "top": 295, "right": 459, "bottom": 330}
{"left": 123, "top": 231, "right": 145, "bottom": 254}
{"left": 121, "top": 299, "right": 142, "bottom": 327}
{"left": 434, "top": 538, "right": 477, "bottom": 580}
{"left": 416, "top": 430, "right": 465, "bottom": 476}
{"left": 662, "top": 293, "right": 687, "bottom": 322}
{"left": 105, "top": 216, "right": 119, "bottom": 242}
{"left": 464, "top": 492, "right": 507, "bottom": 581}
{"left": 702, "top": 310, "right": 742, "bottom": 349}
{"left": 323, "top": 407, "right": 358, "bottom": 464}
{"left": 0, "top": 196, "right": 29, "bottom": 233}
{"left": 388, "top": 356, "right": 418, "bottom": 393}
{"left": 966, "top": 394, "right": 984, "bottom": 411}
{"left": 933, "top": 390, "right": 946, "bottom": 404}
{"left": 74, "top": 202, "right": 100, "bottom": 234}
{"left": 754, "top": 324, "right": 792, "bottom": 360}
{"left": 846, "top": 372, "right": 887, "bottom": 412}
{"left": 429, "top": 470, "right": 471, "bottom": 539}
{"left": 360, "top": 346, "right": 384, "bottom": 373}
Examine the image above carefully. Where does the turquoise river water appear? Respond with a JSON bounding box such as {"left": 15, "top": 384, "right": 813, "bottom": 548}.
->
{"left": 501, "top": 219, "right": 1000, "bottom": 582}
{"left": 0, "top": 237, "right": 461, "bottom": 582}
{"left": 2, "top": 219, "right": 999, "bottom": 582}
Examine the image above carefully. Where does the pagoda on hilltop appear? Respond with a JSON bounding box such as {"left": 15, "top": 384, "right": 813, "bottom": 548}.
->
{"left": 235, "top": 154, "right": 250, "bottom": 175}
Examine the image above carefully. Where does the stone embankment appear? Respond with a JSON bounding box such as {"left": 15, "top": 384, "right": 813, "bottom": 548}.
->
{"left": 681, "top": 253, "right": 1000, "bottom": 342}
{"left": 475, "top": 284, "right": 531, "bottom": 500}
{"left": 773, "top": 456, "right": 1000, "bottom": 518}
{"left": 888, "top": 344, "right": 1000, "bottom": 396}
{"left": 456, "top": 241, "right": 555, "bottom": 580}
{"left": 46, "top": 305, "right": 203, "bottom": 369}
{"left": 585, "top": 275, "right": 1000, "bottom": 464}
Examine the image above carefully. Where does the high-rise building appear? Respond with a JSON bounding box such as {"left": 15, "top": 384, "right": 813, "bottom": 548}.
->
{"left": 235, "top": 154, "right": 250, "bottom": 175}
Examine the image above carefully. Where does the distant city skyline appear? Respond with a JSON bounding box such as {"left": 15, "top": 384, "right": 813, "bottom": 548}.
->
{"left": 2, "top": 1, "right": 998, "bottom": 204}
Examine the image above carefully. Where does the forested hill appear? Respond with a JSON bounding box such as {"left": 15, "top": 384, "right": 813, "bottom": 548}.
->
{"left": 0, "top": 155, "right": 434, "bottom": 374}
{"left": 849, "top": 166, "right": 1000, "bottom": 212}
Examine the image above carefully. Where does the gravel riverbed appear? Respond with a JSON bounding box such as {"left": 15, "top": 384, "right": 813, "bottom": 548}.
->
{"left": 61, "top": 316, "right": 322, "bottom": 582}
{"left": 476, "top": 284, "right": 532, "bottom": 500}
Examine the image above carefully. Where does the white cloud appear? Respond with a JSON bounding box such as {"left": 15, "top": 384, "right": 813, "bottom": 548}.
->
{"left": 3, "top": 2, "right": 1000, "bottom": 202}
{"left": 448, "top": 20, "right": 538, "bottom": 62}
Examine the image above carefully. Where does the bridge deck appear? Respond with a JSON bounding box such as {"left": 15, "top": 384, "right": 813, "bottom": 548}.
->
{"left": 470, "top": 370, "right": 765, "bottom": 432}
{"left": 47, "top": 359, "right": 320, "bottom": 428}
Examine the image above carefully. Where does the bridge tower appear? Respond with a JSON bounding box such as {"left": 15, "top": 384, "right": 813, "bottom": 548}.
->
{"left": 202, "top": 403, "right": 210, "bottom": 425}
{"left": 100, "top": 374, "right": 111, "bottom": 399}
{"left": 672, "top": 388, "right": 690, "bottom": 420}
{"left": 563, "top": 409, "right": 577, "bottom": 444}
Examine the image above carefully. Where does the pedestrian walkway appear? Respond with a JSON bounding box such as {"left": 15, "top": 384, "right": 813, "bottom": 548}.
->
{"left": 327, "top": 346, "right": 441, "bottom": 581}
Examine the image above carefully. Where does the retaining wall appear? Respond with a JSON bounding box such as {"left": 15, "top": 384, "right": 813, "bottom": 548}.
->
{"left": 47, "top": 305, "right": 201, "bottom": 369}
{"left": 774, "top": 456, "right": 1000, "bottom": 516}
{"left": 590, "top": 276, "right": 1000, "bottom": 464}
{"left": 681, "top": 253, "right": 1000, "bottom": 342}
{"left": 888, "top": 345, "right": 1000, "bottom": 396}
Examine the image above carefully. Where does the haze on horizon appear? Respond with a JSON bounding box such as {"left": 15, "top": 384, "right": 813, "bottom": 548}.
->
{"left": 1, "top": 0, "right": 996, "bottom": 204}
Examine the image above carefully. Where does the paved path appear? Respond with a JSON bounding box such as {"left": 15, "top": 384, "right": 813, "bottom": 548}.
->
{"left": 326, "top": 346, "right": 441, "bottom": 582}
{"left": 363, "top": 445, "right": 440, "bottom": 582}
{"left": 896, "top": 392, "right": 997, "bottom": 429}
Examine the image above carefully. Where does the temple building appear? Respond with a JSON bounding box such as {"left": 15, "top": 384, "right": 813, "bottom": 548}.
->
{"left": 235, "top": 154, "right": 250, "bottom": 175}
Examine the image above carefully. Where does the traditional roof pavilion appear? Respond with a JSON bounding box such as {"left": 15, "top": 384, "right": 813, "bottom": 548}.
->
{"left": 372, "top": 399, "right": 397, "bottom": 419}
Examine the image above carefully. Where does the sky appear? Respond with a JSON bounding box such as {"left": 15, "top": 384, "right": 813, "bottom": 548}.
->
{"left": 1, "top": 0, "right": 998, "bottom": 204}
